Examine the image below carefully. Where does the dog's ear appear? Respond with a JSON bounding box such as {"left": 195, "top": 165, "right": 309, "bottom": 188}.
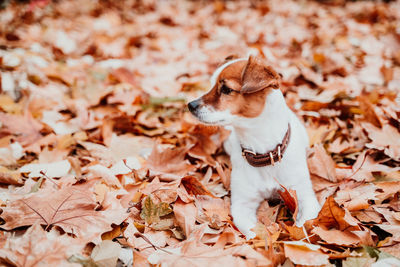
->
{"left": 241, "top": 55, "right": 280, "bottom": 94}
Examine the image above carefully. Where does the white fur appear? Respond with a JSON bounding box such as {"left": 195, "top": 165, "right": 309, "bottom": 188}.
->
{"left": 200, "top": 64, "right": 321, "bottom": 240}
{"left": 210, "top": 58, "right": 247, "bottom": 88}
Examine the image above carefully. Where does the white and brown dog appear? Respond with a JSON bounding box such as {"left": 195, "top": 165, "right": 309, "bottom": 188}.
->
{"left": 188, "top": 56, "right": 320, "bottom": 239}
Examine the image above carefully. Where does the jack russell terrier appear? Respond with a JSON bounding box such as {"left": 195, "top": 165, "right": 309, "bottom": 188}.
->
{"left": 188, "top": 55, "right": 321, "bottom": 239}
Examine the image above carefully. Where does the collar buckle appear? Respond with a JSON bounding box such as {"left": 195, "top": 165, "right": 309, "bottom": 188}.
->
{"left": 269, "top": 152, "right": 275, "bottom": 166}
{"left": 278, "top": 145, "right": 282, "bottom": 162}
{"left": 240, "top": 123, "right": 291, "bottom": 168}
{"left": 242, "top": 149, "right": 257, "bottom": 157}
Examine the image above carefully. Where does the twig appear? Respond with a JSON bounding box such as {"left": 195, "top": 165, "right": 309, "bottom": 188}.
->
{"left": 40, "top": 171, "right": 60, "bottom": 189}
{"left": 344, "top": 150, "right": 371, "bottom": 180}
{"left": 134, "top": 232, "right": 172, "bottom": 254}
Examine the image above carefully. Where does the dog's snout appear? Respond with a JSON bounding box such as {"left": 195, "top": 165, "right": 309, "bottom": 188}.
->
{"left": 188, "top": 100, "right": 200, "bottom": 113}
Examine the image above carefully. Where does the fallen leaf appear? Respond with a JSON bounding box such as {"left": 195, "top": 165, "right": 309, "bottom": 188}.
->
{"left": 308, "top": 143, "right": 337, "bottom": 182}
{"left": 0, "top": 166, "right": 22, "bottom": 185}
{"left": 314, "top": 196, "right": 358, "bottom": 231}
{"left": 334, "top": 183, "right": 377, "bottom": 211}
{"left": 312, "top": 227, "right": 362, "bottom": 246}
{"left": 140, "top": 195, "right": 173, "bottom": 227}
{"left": 173, "top": 200, "right": 197, "bottom": 237}
{"left": 87, "top": 164, "right": 122, "bottom": 188}
{"left": 90, "top": 240, "right": 121, "bottom": 267}
{"left": 181, "top": 176, "right": 215, "bottom": 197}
{"left": 0, "top": 186, "right": 128, "bottom": 244}
{"left": 19, "top": 160, "right": 71, "bottom": 178}
{"left": 145, "top": 144, "right": 196, "bottom": 180}
{"left": 0, "top": 112, "right": 43, "bottom": 146}
{"left": 283, "top": 241, "right": 329, "bottom": 266}
{"left": 0, "top": 223, "right": 84, "bottom": 267}
{"left": 363, "top": 123, "right": 400, "bottom": 161}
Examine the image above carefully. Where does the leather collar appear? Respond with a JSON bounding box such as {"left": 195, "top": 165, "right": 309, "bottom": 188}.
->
{"left": 241, "top": 124, "right": 291, "bottom": 167}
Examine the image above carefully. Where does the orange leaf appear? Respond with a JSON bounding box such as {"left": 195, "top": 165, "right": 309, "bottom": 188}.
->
{"left": 0, "top": 186, "right": 128, "bottom": 244}
{"left": 181, "top": 175, "right": 215, "bottom": 197}
{"left": 314, "top": 196, "right": 357, "bottom": 231}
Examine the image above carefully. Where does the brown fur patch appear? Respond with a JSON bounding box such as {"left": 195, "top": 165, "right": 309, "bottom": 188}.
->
{"left": 200, "top": 57, "right": 280, "bottom": 118}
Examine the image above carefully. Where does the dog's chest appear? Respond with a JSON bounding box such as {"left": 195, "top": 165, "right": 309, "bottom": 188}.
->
{"left": 230, "top": 153, "right": 282, "bottom": 198}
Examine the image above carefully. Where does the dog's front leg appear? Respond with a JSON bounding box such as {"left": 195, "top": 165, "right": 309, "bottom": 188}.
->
{"left": 230, "top": 174, "right": 261, "bottom": 240}
{"left": 231, "top": 197, "right": 259, "bottom": 240}
{"left": 293, "top": 180, "right": 321, "bottom": 227}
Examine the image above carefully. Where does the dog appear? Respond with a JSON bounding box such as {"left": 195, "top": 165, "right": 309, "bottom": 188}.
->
{"left": 188, "top": 55, "right": 321, "bottom": 239}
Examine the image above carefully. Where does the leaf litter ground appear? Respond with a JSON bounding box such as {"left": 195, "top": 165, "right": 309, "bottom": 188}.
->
{"left": 0, "top": 0, "right": 400, "bottom": 266}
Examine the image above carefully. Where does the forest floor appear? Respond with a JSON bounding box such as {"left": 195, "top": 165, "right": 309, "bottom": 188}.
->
{"left": 0, "top": 0, "right": 400, "bottom": 266}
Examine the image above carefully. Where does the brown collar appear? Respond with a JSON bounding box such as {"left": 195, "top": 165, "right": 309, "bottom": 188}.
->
{"left": 241, "top": 124, "right": 291, "bottom": 167}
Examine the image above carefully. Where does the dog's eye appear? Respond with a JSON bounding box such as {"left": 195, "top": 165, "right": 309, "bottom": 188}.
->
{"left": 220, "top": 84, "right": 233, "bottom": 95}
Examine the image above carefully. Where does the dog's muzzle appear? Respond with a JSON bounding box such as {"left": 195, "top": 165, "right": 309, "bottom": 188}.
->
{"left": 188, "top": 99, "right": 201, "bottom": 115}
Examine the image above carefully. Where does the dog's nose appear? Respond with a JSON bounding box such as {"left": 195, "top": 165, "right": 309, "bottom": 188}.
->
{"left": 188, "top": 100, "right": 200, "bottom": 113}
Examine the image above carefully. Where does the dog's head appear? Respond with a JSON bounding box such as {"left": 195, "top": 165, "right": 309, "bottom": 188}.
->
{"left": 188, "top": 55, "right": 281, "bottom": 126}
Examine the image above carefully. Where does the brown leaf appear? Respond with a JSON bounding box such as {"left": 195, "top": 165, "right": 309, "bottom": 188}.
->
{"left": 278, "top": 185, "right": 298, "bottom": 215}
{"left": 195, "top": 196, "right": 230, "bottom": 223}
{"left": 334, "top": 183, "right": 377, "bottom": 211}
{"left": 308, "top": 143, "right": 337, "bottom": 182}
{"left": 181, "top": 176, "right": 215, "bottom": 197}
{"left": 148, "top": 225, "right": 270, "bottom": 266}
{"left": 312, "top": 227, "right": 362, "bottom": 246}
{"left": 173, "top": 200, "right": 197, "bottom": 237}
{"left": 187, "top": 125, "right": 229, "bottom": 165}
{"left": 358, "top": 95, "right": 382, "bottom": 128}
{"left": 284, "top": 241, "right": 329, "bottom": 266}
{"left": 314, "top": 196, "right": 358, "bottom": 231}
{"left": 145, "top": 144, "right": 196, "bottom": 180}
{"left": 375, "top": 182, "right": 400, "bottom": 203}
{"left": 0, "top": 186, "right": 128, "bottom": 244}
{"left": 0, "top": 223, "right": 84, "bottom": 267}
{"left": 0, "top": 112, "right": 43, "bottom": 146}
{"left": 363, "top": 123, "right": 400, "bottom": 161}
{"left": 0, "top": 167, "right": 22, "bottom": 185}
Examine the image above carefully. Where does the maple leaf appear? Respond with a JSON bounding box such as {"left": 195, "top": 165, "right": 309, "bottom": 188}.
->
{"left": 308, "top": 143, "right": 337, "bottom": 182}
{"left": 145, "top": 144, "right": 196, "bottom": 180}
{"left": 312, "top": 227, "right": 362, "bottom": 246}
{"left": 195, "top": 195, "right": 230, "bottom": 228}
{"left": 0, "top": 223, "right": 84, "bottom": 267}
{"left": 140, "top": 196, "right": 173, "bottom": 227}
{"left": 314, "top": 196, "right": 359, "bottom": 231}
{"left": 334, "top": 183, "right": 377, "bottom": 211}
{"left": 19, "top": 160, "right": 71, "bottom": 178}
{"left": 181, "top": 175, "right": 215, "bottom": 197}
{"left": 283, "top": 241, "right": 329, "bottom": 266}
{"left": 358, "top": 95, "right": 382, "bottom": 128}
{"left": 363, "top": 123, "right": 400, "bottom": 161}
{"left": 0, "top": 112, "right": 43, "bottom": 146}
{"left": 90, "top": 240, "right": 121, "bottom": 267}
{"left": 0, "top": 166, "right": 22, "bottom": 185}
{"left": 0, "top": 186, "right": 128, "bottom": 244}
{"left": 173, "top": 200, "right": 197, "bottom": 237}
{"left": 148, "top": 225, "right": 271, "bottom": 266}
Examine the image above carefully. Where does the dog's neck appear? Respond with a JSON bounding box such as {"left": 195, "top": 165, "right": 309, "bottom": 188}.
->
{"left": 233, "top": 89, "right": 291, "bottom": 154}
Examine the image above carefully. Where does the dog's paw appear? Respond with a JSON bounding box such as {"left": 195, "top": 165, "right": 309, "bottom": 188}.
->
{"left": 296, "top": 206, "right": 320, "bottom": 227}
{"left": 243, "top": 230, "right": 256, "bottom": 240}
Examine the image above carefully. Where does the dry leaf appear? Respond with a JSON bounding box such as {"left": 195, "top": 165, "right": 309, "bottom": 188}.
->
{"left": 0, "top": 186, "right": 128, "bottom": 244}
{"left": 140, "top": 195, "right": 173, "bottom": 226}
{"left": 145, "top": 144, "right": 196, "bottom": 180}
{"left": 181, "top": 176, "right": 215, "bottom": 197}
{"left": 284, "top": 241, "right": 329, "bottom": 266}
{"left": 0, "top": 223, "right": 84, "bottom": 267}
{"left": 90, "top": 240, "right": 121, "bottom": 267}
{"left": 308, "top": 144, "right": 337, "bottom": 182}
{"left": 314, "top": 196, "right": 358, "bottom": 231}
